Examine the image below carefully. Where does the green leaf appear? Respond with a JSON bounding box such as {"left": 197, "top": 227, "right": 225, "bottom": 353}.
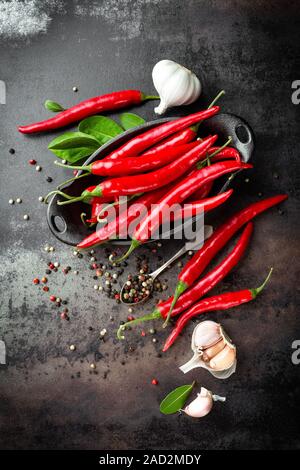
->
{"left": 119, "top": 112, "right": 145, "bottom": 130}
{"left": 160, "top": 382, "right": 195, "bottom": 415}
{"left": 44, "top": 100, "right": 65, "bottom": 112}
{"left": 79, "top": 116, "right": 124, "bottom": 145}
{"left": 48, "top": 131, "right": 101, "bottom": 163}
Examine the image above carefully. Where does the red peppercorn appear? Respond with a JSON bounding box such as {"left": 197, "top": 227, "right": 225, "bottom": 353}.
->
{"left": 33, "top": 278, "right": 39, "bottom": 285}
{"left": 127, "top": 315, "right": 135, "bottom": 321}
{"left": 151, "top": 378, "right": 158, "bottom": 385}
{"left": 50, "top": 295, "right": 56, "bottom": 302}
{"left": 48, "top": 263, "right": 55, "bottom": 270}
{"left": 43, "top": 286, "right": 49, "bottom": 292}
{"left": 115, "top": 293, "right": 120, "bottom": 300}
{"left": 60, "top": 312, "right": 69, "bottom": 320}
{"left": 141, "top": 330, "right": 146, "bottom": 337}
{"left": 29, "top": 159, "right": 36, "bottom": 165}
{"left": 92, "top": 263, "right": 98, "bottom": 269}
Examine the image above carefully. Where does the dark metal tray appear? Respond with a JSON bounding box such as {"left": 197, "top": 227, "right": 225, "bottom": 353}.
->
{"left": 47, "top": 112, "right": 254, "bottom": 246}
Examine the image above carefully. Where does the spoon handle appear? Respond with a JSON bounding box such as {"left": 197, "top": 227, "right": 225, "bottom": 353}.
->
{"left": 150, "top": 245, "right": 187, "bottom": 279}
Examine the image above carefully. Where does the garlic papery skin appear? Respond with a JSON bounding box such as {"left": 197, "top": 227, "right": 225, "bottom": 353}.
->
{"left": 152, "top": 60, "right": 201, "bottom": 115}
{"left": 193, "top": 320, "right": 223, "bottom": 352}
{"left": 183, "top": 387, "right": 226, "bottom": 418}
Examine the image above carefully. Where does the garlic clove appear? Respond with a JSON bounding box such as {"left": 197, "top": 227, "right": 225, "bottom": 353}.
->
{"left": 202, "top": 338, "right": 226, "bottom": 362}
{"left": 183, "top": 387, "right": 213, "bottom": 418}
{"left": 152, "top": 60, "right": 201, "bottom": 115}
{"left": 193, "top": 320, "right": 222, "bottom": 351}
{"left": 209, "top": 344, "right": 236, "bottom": 371}
{"left": 209, "top": 360, "right": 237, "bottom": 380}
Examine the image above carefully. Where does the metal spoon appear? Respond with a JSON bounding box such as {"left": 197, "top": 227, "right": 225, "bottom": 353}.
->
{"left": 120, "top": 225, "right": 213, "bottom": 306}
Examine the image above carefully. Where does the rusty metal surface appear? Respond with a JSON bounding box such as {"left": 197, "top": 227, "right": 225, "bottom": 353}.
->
{"left": 0, "top": 0, "right": 299, "bottom": 450}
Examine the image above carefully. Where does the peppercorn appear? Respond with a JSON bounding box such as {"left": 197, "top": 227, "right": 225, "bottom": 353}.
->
{"left": 50, "top": 295, "right": 56, "bottom": 302}
{"left": 46, "top": 176, "right": 53, "bottom": 183}
{"left": 33, "top": 278, "right": 39, "bottom": 285}
{"left": 29, "top": 159, "right": 36, "bottom": 165}
{"left": 9, "top": 148, "right": 15, "bottom": 154}
{"left": 151, "top": 378, "right": 158, "bottom": 385}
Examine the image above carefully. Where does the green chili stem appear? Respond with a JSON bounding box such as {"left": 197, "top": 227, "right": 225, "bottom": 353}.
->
{"left": 54, "top": 161, "right": 91, "bottom": 172}
{"left": 113, "top": 239, "right": 141, "bottom": 264}
{"left": 44, "top": 189, "right": 74, "bottom": 204}
{"left": 117, "top": 311, "right": 161, "bottom": 340}
{"left": 250, "top": 268, "right": 273, "bottom": 298}
{"left": 162, "top": 280, "right": 188, "bottom": 328}
{"left": 57, "top": 172, "right": 90, "bottom": 190}
{"left": 192, "top": 90, "right": 225, "bottom": 134}
{"left": 57, "top": 196, "right": 85, "bottom": 206}
{"left": 196, "top": 136, "right": 232, "bottom": 170}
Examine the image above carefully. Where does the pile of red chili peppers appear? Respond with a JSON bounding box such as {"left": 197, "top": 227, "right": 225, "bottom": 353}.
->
{"left": 19, "top": 88, "right": 288, "bottom": 350}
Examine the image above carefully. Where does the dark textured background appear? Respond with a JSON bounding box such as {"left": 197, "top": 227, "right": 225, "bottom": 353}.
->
{"left": 0, "top": 0, "right": 299, "bottom": 450}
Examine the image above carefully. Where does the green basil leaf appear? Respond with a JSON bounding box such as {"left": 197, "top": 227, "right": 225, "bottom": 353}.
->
{"left": 79, "top": 116, "right": 124, "bottom": 145}
{"left": 44, "top": 100, "right": 65, "bottom": 112}
{"left": 160, "top": 382, "right": 195, "bottom": 415}
{"left": 119, "top": 112, "right": 145, "bottom": 130}
{"left": 48, "top": 131, "right": 100, "bottom": 163}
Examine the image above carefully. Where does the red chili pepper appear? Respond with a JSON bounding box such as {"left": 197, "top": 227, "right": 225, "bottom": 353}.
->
{"left": 116, "top": 222, "right": 253, "bottom": 339}
{"left": 141, "top": 127, "right": 197, "bottom": 157}
{"left": 18, "top": 90, "right": 158, "bottom": 134}
{"left": 165, "top": 194, "right": 287, "bottom": 326}
{"left": 188, "top": 181, "right": 213, "bottom": 200}
{"left": 139, "top": 90, "right": 225, "bottom": 159}
{"left": 57, "top": 142, "right": 199, "bottom": 177}
{"left": 105, "top": 106, "right": 219, "bottom": 160}
{"left": 208, "top": 146, "right": 241, "bottom": 163}
{"left": 115, "top": 160, "right": 251, "bottom": 262}
{"left": 162, "top": 268, "right": 273, "bottom": 351}
{"left": 184, "top": 147, "right": 239, "bottom": 202}
{"left": 77, "top": 186, "right": 169, "bottom": 249}
{"left": 54, "top": 135, "right": 218, "bottom": 205}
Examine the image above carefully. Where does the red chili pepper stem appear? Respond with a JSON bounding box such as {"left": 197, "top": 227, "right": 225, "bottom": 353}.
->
{"left": 250, "top": 267, "right": 273, "bottom": 298}
{"left": 54, "top": 161, "right": 92, "bottom": 172}
{"left": 140, "top": 94, "right": 160, "bottom": 101}
{"left": 197, "top": 136, "right": 232, "bottom": 168}
{"left": 191, "top": 89, "right": 225, "bottom": 134}
{"left": 44, "top": 189, "right": 76, "bottom": 204}
{"left": 117, "top": 312, "right": 160, "bottom": 339}
{"left": 114, "top": 239, "right": 141, "bottom": 263}
{"left": 57, "top": 171, "right": 90, "bottom": 190}
{"left": 162, "top": 280, "right": 188, "bottom": 328}
{"left": 80, "top": 212, "right": 88, "bottom": 227}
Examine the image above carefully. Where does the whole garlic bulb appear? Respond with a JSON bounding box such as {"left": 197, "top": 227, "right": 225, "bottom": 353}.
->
{"left": 183, "top": 387, "right": 226, "bottom": 418}
{"left": 152, "top": 60, "right": 202, "bottom": 115}
{"left": 179, "top": 320, "right": 237, "bottom": 379}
